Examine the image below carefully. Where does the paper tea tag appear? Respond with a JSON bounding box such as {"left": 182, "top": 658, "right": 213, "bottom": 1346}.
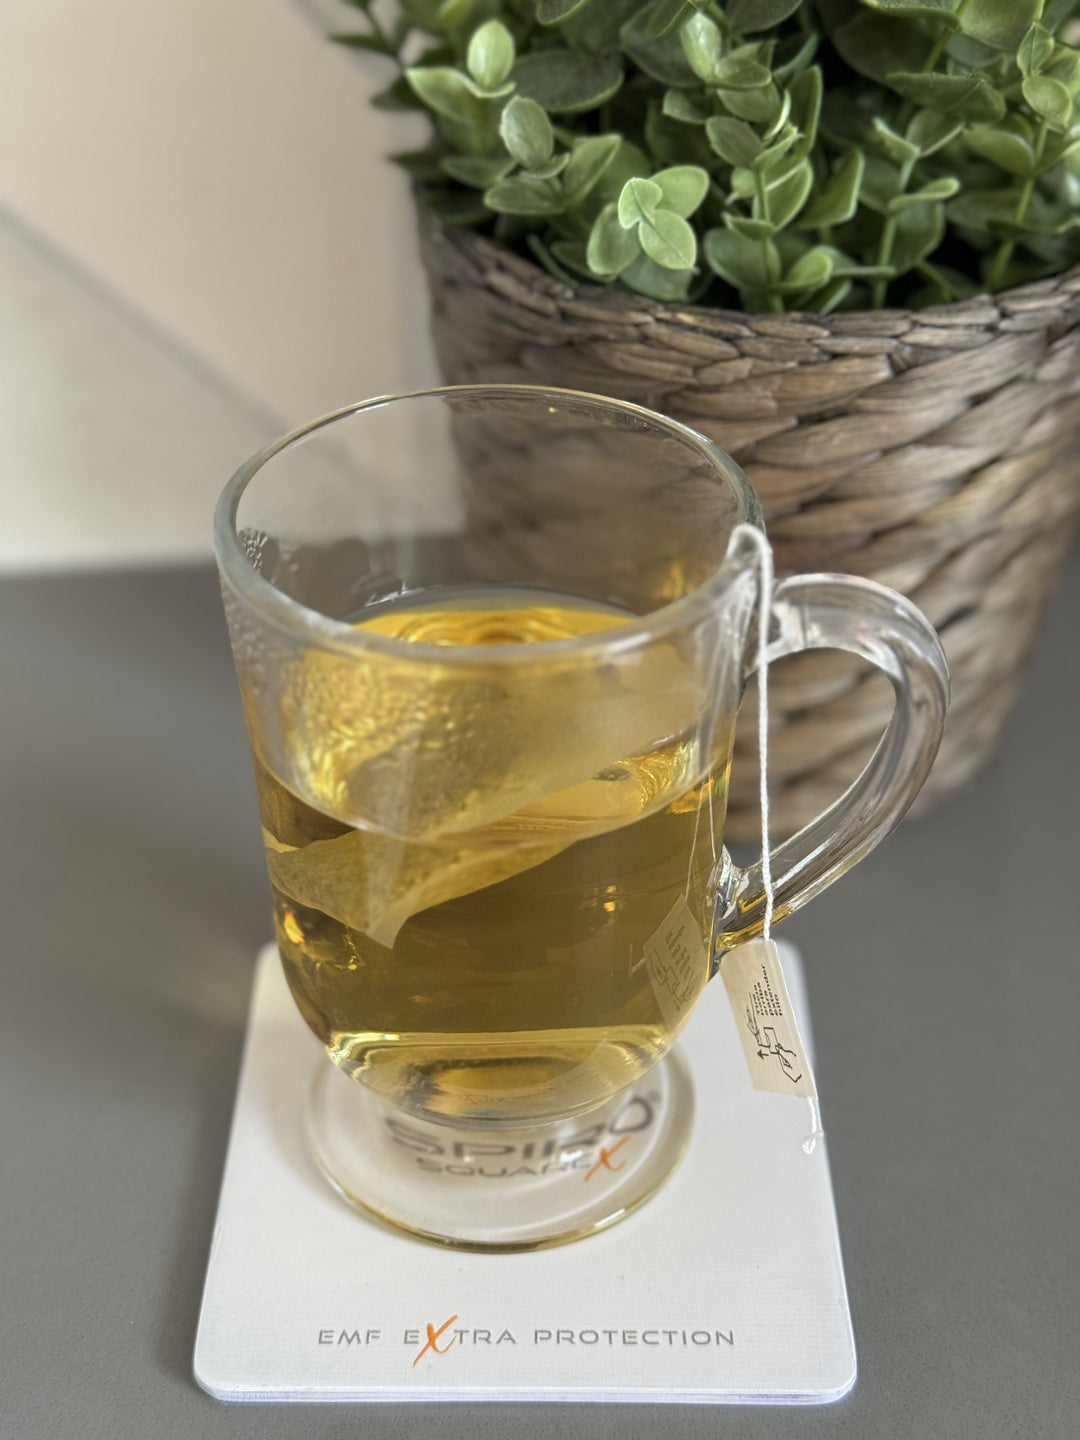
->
{"left": 721, "top": 939, "right": 817, "bottom": 1099}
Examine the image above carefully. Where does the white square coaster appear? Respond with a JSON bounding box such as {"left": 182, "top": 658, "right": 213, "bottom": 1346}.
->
{"left": 194, "top": 942, "right": 856, "bottom": 1404}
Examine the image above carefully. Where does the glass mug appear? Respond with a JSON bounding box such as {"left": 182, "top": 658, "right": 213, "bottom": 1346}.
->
{"left": 215, "top": 385, "right": 948, "bottom": 1251}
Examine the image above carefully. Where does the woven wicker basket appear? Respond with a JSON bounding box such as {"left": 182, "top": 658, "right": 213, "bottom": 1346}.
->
{"left": 418, "top": 211, "right": 1080, "bottom": 842}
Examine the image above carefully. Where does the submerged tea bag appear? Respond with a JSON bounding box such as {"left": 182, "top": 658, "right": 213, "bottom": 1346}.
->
{"left": 262, "top": 602, "right": 708, "bottom": 946}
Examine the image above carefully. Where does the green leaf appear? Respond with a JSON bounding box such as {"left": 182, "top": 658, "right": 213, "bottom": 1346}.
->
{"left": 529, "top": 234, "right": 584, "bottom": 285}
{"left": 943, "top": 33, "right": 999, "bottom": 68}
{"left": 788, "top": 65, "right": 823, "bottom": 157}
{"left": 950, "top": 186, "right": 1080, "bottom": 235}
{"left": 964, "top": 124, "right": 1037, "bottom": 176}
{"left": 886, "top": 71, "right": 1006, "bottom": 122}
{"left": 680, "top": 12, "right": 722, "bottom": 84}
{"left": 718, "top": 81, "right": 783, "bottom": 123}
{"left": 1045, "top": 0, "right": 1080, "bottom": 30}
{"left": 564, "top": 0, "right": 644, "bottom": 51}
{"left": 728, "top": 165, "right": 758, "bottom": 199}
{"left": 706, "top": 116, "right": 764, "bottom": 166}
{"left": 590, "top": 140, "right": 652, "bottom": 205}
{"left": 803, "top": 276, "right": 854, "bottom": 314}
{"left": 440, "top": 154, "right": 515, "bottom": 186}
{"left": 512, "top": 49, "right": 624, "bottom": 113}
{"left": 646, "top": 98, "right": 717, "bottom": 166}
{"left": 483, "top": 175, "right": 565, "bottom": 214}
{"left": 1047, "top": 52, "right": 1080, "bottom": 97}
{"left": 777, "top": 245, "right": 834, "bottom": 293}
{"left": 912, "top": 177, "right": 961, "bottom": 201}
{"left": 537, "top": 0, "right": 590, "bottom": 22}
{"left": 703, "top": 227, "right": 780, "bottom": 290}
{"left": 774, "top": 32, "right": 820, "bottom": 86}
{"left": 620, "top": 6, "right": 699, "bottom": 86}
{"left": 797, "top": 149, "right": 865, "bottom": 227}
{"left": 467, "top": 20, "right": 515, "bottom": 92}
{"left": 890, "top": 199, "right": 946, "bottom": 271}
{"left": 1038, "top": 130, "right": 1080, "bottom": 173}
{"left": 462, "top": 76, "right": 517, "bottom": 101}
{"left": 1023, "top": 74, "right": 1074, "bottom": 131}
{"left": 713, "top": 48, "right": 773, "bottom": 90}
{"left": 834, "top": 13, "right": 934, "bottom": 85}
{"left": 906, "top": 109, "right": 965, "bottom": 156}
{"left": 872, "top": 117, "right": 920, "bottom": 166}
{"left": 726, "top": 214, "right": 777, "bottom": 239}
{"left": 961, "top": 0, "right": 1041, "bottom": 53}
{"left": 500, "top": 95, "right": 554, "bottom": 169}
{"left": 652, "top": 164, "right": 710, "bottom": 216}
{"left": 859, "top": 152, "right": 904, "bottom": 213}
{"left": 542, "top": 237, "right": 591, "bottom": 281}
{"left": 562, "top": 133, "right": 622, "bottom": 202}
{"left": 727, "top": 0, "right": 803, "bottom": 30}
{"left": 618, "top": 176, "right": 664, "bottom": 227}
{"left": 419, "top": 187, "right": 492, "bottom": 224}
{"left": 764, "top": 90, "right": 793, "bottom": 140}
{"left": 858, "top": 0, "right": 959, "bottom": 22}
{"left": 639, "top": 208, "right": 698, "bottom": 268}
{"left": 620, "top": 251, "right": 693, "bottom": 300}
{"left": 435, "top": 0, "right": 472, "bottom": 28}
{"left": 663, "top": 88, "right": 712, "bottom": 124}
{"left": 528, "top": 153, "right": 571, "bottom": 179}
{"left": 587, "top": 202, "right": 642, "bottom": 275}
{"left": 887, "top": 176, "right": 961, "bottom": 210}
{"left": 372, "top": 74, "right": 427, "bottom": 111}
{"left": 332, "top": 32, "right": 396, "bottom": 56}
{"left": 643, "top": 0, "right": 697, "bottom": 38}
{"left": 402, "top": 0, "right": 444, "bottom": 27}
{"left": 763, "top": 157, "right": 814, "bottom": 228}
{"left": 405, "top": 66, "right": 486, "bottom": 122}
{"left": 819, "top": 248, "right": 897, "bottom": 279}
{"left": 1018, "top": 24, "right": 1055, "bottom": 79}
{"left": 754, "top": 126, "right": 800, "bottom": 172}
{"left": 390, "top": 147, "right": 447, "bottom": 182}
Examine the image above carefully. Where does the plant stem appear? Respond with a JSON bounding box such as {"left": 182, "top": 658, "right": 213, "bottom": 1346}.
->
{"left": 896, "top": 29, "right": 951, "bottom": 129}
{"left": 916, "top": 258, "right": 955, "bottom": 299}
{"left": 897, "top": 0, "right": 971, "bottom": 128}
{"left": 871, "top": 156, "right": 915, "bottom": 309}
{"left": 922, "top": 27, "right": 952, "bottom": 76}
{"left": 985, "top": 121, "right": 1049, "bottom": 292}
{"left": 752, "top": 166, "right": 782, "bottom": 308}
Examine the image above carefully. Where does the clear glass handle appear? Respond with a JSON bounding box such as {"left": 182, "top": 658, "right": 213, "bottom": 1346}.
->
{"left": 713, "top": 573, "right": 950, "bottom": 952}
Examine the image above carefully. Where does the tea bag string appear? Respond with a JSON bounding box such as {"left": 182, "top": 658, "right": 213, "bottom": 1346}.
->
{"left": 734, "top": 524, "right": 824, "bottom": 1156}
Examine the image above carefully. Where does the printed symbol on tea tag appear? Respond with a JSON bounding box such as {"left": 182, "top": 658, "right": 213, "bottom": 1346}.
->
{"left": 643, "top": 896, "right": 708, "bottom": 1028}
{"left": 721, "top": 939, "right": 817, "bottom": 1099}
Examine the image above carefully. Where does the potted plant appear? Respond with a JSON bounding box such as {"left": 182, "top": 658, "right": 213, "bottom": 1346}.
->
{"left": 335, "top": 0, "right": 1080, "bottom": 838}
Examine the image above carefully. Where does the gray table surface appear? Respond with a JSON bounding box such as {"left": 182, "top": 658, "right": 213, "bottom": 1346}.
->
{"left": 2, "top": 559, "right": 1077, "bottom": 1440}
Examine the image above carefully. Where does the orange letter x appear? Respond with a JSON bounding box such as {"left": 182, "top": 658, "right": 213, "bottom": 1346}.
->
{"left": 413, "top": 1314, "right": 459, "bottom": 1366}
{"left": 585, "top": 1135, "right": 630, "bottom": 1182}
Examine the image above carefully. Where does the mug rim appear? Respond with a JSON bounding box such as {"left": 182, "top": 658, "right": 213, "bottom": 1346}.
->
{"left": 213, "top": 383, "right": 764, "bottom": 665}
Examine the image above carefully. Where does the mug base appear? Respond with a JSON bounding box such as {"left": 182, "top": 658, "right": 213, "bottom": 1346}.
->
{"left": 306, "top": 1050, "right": 694, "bottom": 1253}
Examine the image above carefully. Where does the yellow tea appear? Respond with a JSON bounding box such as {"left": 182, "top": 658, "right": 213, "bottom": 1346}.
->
{"left": 256, "top": 588, "right": 727, "bottom": 1127}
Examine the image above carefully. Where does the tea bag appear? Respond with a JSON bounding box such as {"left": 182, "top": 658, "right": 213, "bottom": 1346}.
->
{"left": 266, "top": 631, "right": 705, "bottom": 945}
{"left": 282, "top": 639, "right": 701, "bottom": 841}
{"left": 264, "top": 827, "right": 569, "bottom": 949}
{"left": 719, "top": 525, "right": 823, "bottom": 1153}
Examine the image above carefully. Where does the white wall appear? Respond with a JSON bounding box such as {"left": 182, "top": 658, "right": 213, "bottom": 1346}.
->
{"left": 0, "top": 0, "right": 438, "bottom": 568}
